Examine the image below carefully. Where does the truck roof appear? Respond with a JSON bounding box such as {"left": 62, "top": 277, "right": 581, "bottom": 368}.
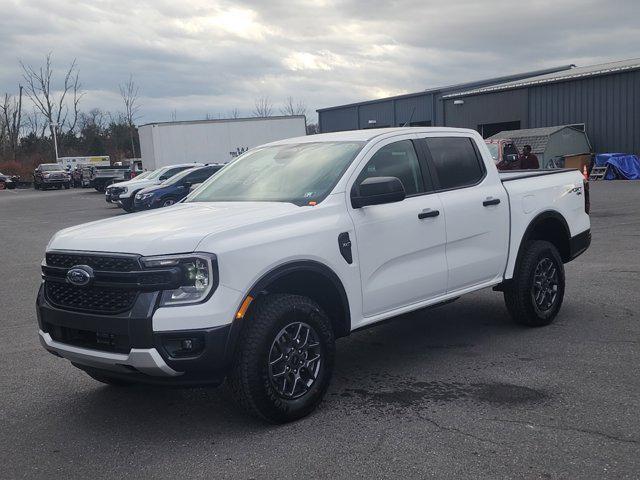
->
{"left": 266, "top": 127, "right": 479, "bottom": 146}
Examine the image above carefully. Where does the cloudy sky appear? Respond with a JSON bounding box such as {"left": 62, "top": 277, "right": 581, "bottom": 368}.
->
{"left": 1, "top": 0, "right": 639, "bottom": 125}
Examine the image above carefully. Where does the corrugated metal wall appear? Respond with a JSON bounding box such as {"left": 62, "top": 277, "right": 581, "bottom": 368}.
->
{"left": 528, "top": 71, "right": 640, "bottom": 154}
{"left": 319, "top": 71, "right": 640, "bottom": 155}
{"left": 319, "top": 106, "right": 358, "bottom": 132}
{"left": 358, "top": 101, "right": 394, "bottom": 128}
{"left": 443, "top": 89, "right": 529, "bottom": 130}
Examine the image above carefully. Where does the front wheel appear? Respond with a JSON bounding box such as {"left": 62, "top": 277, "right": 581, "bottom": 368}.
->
{"left": 228, "top": 294, "right": 335, "bottom": 423}
{"left": 160, "top": 196, "right": 177, "bottom": 207}
{"left": 504, "top": 240, "right": 565, "bottom": 327}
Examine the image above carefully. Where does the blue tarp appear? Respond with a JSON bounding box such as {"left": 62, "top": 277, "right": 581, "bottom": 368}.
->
{"left": 595, "top": 153, "right": 640, "bottom": 180}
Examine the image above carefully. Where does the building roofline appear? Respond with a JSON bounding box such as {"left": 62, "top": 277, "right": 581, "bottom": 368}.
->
{"left": 316, "top": 65, "right": 574, "bottom": 113}
{"left": 442, "top": 58, "right": 640, "bottom": 99}
{"left": 139, "top": 115, "right": 306, "bottom": 128}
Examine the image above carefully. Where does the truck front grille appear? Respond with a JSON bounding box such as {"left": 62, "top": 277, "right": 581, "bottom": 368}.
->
{"left": 46, "top": 252, "right": 139, "bottom": 272}
{"left": 45, "top": 281, "right": 137, "bottom": 314}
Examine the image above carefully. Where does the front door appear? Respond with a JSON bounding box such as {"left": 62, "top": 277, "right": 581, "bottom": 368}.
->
{"left": 347, "top": 137, "right": 448, "bottom": 317}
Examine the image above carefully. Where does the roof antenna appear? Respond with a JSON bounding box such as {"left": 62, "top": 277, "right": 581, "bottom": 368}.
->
{"left": 402, "top": 107, "right": 416, "bottom": 127}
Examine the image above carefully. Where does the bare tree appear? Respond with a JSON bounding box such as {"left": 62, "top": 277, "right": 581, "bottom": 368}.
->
{"left": 228, "top": 107, "right": 240, "bottom": 119}
{"left": 20, "top": 53, "right": 83, "bottom": 139}
{"left": 119, "top": 74, "right": 141, "bottom": 158}
{"left": 253, "top": 96, "right": 273, "bottom": 117}
{"left": 78, "top": 108, "right": 107, "bottom": 132}
{"left": 280, "top": 96, "right": 306, "bottom": 117}
{"left": 170, "top": 109, "right": 177, "bottom": 122}
{"left": 24, "top": 108, "right": 45, "bottom": 137}
{"left": 0, "top": 87, "right": 23, "bottom": 160}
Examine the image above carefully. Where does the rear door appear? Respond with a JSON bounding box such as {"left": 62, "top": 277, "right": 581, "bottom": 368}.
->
{"left": 418, "top": 135, "right": 509, "bottom": 292}
{"left": 347, "top": 135, "right": 448, "bottom": 317}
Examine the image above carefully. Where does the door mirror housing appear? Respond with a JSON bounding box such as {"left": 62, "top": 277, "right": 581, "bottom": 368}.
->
{"left": 189, "top": 183, "right": 201, "bottom": 193}
{"left": 182, "top": 181, "right": 191, "bottom": 190}
{"left": 506, "top": 154, "right": 518, "bottom": 162}
{"left": 351, "top": 176, "right": 406, "bottom": 208}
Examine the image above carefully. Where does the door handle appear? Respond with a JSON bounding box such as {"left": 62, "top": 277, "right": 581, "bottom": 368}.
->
{"left": 483, "top": 198, "right": 501, "bottom": 206}
{"left": 418, "top": 209, "right": 440, "bottom": 219}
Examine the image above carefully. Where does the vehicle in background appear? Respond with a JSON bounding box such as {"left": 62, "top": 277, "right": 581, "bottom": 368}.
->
{"left": 88, "top": 165, "right": 131, "bottom": 192}
{"left": 58, "top": 156, "right": 110, "bottom": 171}
{"left": 134, "top": 164, "right": 224, "bottom": 211}
{"left": 0, "top": 172, "right": 19, "bottom": 189}
{"left": 105, "top": 163, "right": 202, "bottom": 212}
{"left": 139, "top": 116, "right": 306, "bottom": 169}
{"left": 485, "top": 139, "right": 520, "bottom": 170}
{"left": 38, "top": 127, "right": 590, "bottom": 423}
{"left": 33, "top": 164, "right": 71, "bottom": 190}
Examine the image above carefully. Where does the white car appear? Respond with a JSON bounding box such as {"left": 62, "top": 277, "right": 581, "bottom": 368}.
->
{"left": 37, "top": 127, "right": 590, "bottom": 423}
{"left": 105, "top": 163, "right": 202, "bottom": 212}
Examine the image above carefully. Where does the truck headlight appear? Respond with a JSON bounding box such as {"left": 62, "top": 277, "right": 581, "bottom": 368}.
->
{"left": 141, "top": 253, "right": 218, "bottom": 306}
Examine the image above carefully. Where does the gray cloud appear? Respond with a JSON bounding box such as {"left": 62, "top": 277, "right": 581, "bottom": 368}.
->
{"left": 1, "top": 0, "right": 639, "bottom": 124}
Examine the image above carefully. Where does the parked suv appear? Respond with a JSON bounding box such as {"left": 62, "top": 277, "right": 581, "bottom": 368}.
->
{"left": 134, "top": 165, "right": 224, "bottom": 210}
{"left": 33, "top": 164, "right": 71, "bottom": 190}
{"left": 37, "top": 128, "right": 590, "bottom": 423}
{"left": 105, "top": 164, "right": 202, "bottom": 212}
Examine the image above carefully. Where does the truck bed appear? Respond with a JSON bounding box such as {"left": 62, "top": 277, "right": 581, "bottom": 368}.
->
{"left": 500, "top": 168, "right": 590, "bottom": 280}
{"left": 499, "top": 168, "right": 577, "bottom": 182}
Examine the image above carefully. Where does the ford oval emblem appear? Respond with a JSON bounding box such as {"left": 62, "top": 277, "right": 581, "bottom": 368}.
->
{"left": 66, "top": 265, "right": 94, "bottom": 286}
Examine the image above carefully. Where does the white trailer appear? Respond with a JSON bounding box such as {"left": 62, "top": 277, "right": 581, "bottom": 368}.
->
{"left": 138, "top": 116, "right": 307, "bottom": 170}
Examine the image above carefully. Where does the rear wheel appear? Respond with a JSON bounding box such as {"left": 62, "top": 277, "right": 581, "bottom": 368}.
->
{"left": 64, "top": 183, "right": 70, "bottom": 189}
{"left": 504, "top": 240, "right": 565, "bottom": 327}
{"left": 228, "top": 294, "right": 335, "bottom": 423}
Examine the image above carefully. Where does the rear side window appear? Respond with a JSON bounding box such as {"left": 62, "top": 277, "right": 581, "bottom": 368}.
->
{"left": 188, "top": 167, "right": 217, "bottom": 183}
{"left": 355, "top": 140, "right": 425, "bottom": 196}
{"left": 424, "top": 137, "right": 485, "bottom": 189}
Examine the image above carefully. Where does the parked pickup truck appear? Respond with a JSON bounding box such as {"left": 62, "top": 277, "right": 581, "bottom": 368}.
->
{"left": 33, "top": 163, "right": 71, "bottom": 190}
{"left": 37, "top": 128, "right": 590, "bottom": 423}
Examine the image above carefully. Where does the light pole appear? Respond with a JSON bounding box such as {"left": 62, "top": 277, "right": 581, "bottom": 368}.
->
{"left": 50, "top": 122, "right": 59, "bottom": 162}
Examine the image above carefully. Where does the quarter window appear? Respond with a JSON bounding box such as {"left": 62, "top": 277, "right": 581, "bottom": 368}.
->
{"left": 424, "top": 137, "right": 484, "bottom": 189}
{"left": 355, "top": 140, "right": 425, "bottom": 196}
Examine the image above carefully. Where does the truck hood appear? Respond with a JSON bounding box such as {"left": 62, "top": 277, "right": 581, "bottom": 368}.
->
{"left": 48, "top": 202, "right": 301, "bottom": 256}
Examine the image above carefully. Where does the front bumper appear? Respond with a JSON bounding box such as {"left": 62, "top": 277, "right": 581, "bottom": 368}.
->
{"left": 36, "top": 284, "right": 237, "bottom": 386}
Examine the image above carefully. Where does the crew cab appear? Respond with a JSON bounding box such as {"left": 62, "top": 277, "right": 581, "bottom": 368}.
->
{"left": 33, "top": 163, "right": 71, "bottom": 190}
{"left": 105, "top": 163, "right": 201, "bottom": 212}
{"left": 37, "top": 128, "right": 590, "bottom": 423}
{"left": 134, "top": 164, "right": 224, "bottom": 210}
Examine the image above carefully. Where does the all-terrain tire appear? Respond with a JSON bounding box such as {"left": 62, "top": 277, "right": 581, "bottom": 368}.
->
{"left": 504, "top": 240, "right": 565, "bottom": 327}
{"left": 228, "top": 294, "right": 335, "bottom": 423}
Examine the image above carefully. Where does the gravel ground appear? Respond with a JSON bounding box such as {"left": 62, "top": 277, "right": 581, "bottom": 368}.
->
{"left": 0, "top": 183, "right": 638, "bottom": 479}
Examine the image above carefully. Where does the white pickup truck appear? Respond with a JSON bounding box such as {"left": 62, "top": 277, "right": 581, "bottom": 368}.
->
{"left": 37, "top": 127, "right": 590, "bottom": 423}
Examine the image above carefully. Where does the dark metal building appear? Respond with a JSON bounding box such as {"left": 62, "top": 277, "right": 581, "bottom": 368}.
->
{"left": 317, "top": 58, "right": 640, "bottom": 154}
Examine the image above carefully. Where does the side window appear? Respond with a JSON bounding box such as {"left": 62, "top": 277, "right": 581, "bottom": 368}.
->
{"left": 188, "top": 168, "right": 214, "bottom": 183}
{"left": 424, "top": 137, "right": 485, "bottom": 190}
{"left": 355, "top": 140, "right": 425, "bottom": 196}
{"left": 163, "top": 167, "right": 188, "bottom": 179}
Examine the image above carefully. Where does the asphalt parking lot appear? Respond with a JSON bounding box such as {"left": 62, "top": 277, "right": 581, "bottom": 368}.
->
{"left": 1, "top": 183, "right": 638, "bottom": 479}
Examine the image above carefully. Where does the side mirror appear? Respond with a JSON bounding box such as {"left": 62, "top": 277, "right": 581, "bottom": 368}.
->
{"left": 506, "top": 154, "right": 518, "bottom": 162}
{"left": 351, "top": 176, "right": 406, "bottom": 208}
{"left": 182, "top": 181, "right": 192, "bottom": 190}
{"left": 189, "top": 183, "right": 201, "bottom": 193}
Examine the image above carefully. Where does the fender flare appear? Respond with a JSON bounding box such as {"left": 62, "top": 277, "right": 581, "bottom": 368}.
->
{"left": 514, "top": 210, "right": 571, "bottom": 267}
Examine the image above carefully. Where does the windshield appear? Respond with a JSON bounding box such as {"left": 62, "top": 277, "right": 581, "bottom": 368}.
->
{"left": 161, "top": 167, "right": 200, "bottom": 186}
{"left": 145, "top": 167, "right": 171, "bottom": 180}
{"left": 133, "top": 170, "right": 153, "bottom": 180}
{"left": 188, "top": 142, "right": 364, "bottom": 206}
{"left": 40, "top": 164, "right": 63, "bottom": 172}
{"left": 485, "top": 143, "right": 499, "bottom": 162}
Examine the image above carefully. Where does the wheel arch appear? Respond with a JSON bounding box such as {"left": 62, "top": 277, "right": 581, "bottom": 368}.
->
{"left": 243, "top": 260, "right": 351, "bottom": 339}
{"left": 516, "top": 210, "right": 571, "bottom": 267}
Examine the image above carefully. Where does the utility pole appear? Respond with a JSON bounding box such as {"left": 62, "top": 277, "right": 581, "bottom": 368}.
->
{"left": 50, "top": 122, "right": 59, "bottom": 162}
